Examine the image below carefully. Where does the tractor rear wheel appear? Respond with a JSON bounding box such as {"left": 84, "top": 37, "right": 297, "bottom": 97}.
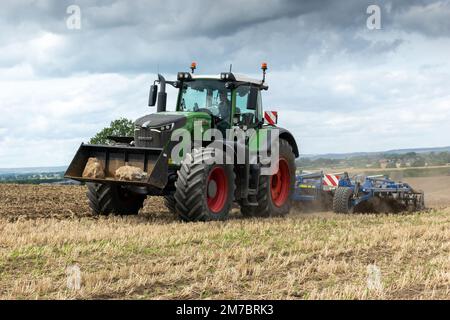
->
{"left": 174, "top": 148, "right": 235, "bottom": 221}
{"left": 240, "top": 139, "right": 296, "bottom": 217}
{"left": 332, "top": 187, "right": 354, "bottom": 214}
{"left": 86, "top": 183, "right": 146, "bottom": 216}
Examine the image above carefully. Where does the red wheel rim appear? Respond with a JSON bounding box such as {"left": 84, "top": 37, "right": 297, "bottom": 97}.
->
{"left": 270, "top": 158, "right": 290, "bottom": 207}
{"left": 207, "top": 166, "right": 228, "bottom": 213}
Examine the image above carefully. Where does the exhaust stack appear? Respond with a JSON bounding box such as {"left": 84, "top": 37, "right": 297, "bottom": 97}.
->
{"left": 157, "top": 73, "right": 167, "bottom": 113}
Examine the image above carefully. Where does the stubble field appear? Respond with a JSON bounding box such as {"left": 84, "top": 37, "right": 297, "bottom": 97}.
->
{"left": 0, "top": 176, "right": 449, "bottom": 299}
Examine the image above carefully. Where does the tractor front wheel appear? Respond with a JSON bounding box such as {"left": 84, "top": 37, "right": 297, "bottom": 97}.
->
{"left": 174, "top": 148, "right": 235, "bottom": 221}
{"left": 163, "top": 194, "right": 176, "bottom": 214}
{"left": 86, "top": 183, "right": 146, "bottom": 216}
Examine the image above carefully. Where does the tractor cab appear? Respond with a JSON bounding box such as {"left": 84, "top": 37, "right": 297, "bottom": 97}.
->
{"left": 175, "top": 73, "right": 266, "bottom": 132}
{"left": 148, "top": 63, "right": 270, "bottom": 133}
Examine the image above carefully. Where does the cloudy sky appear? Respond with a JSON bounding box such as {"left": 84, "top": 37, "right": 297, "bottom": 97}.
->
{"left": 0, "top": 0, "right": 449, "bottom": 167}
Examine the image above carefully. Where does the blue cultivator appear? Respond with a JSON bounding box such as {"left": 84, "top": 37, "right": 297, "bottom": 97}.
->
{"left": 293, "top": 171, "right": 348, "bottom": 210}
{"left": 293, "top": 172, "right": 425, "bottom": 213}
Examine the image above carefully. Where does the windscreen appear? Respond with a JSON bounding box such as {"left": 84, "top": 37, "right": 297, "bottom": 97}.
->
{"left": 179, "top": 80, "right": 231, "bottom": 121}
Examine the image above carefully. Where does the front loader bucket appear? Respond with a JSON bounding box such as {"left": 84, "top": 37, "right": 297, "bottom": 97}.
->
{"left": 64, "top": 144, "right": 168, "bottom": 189}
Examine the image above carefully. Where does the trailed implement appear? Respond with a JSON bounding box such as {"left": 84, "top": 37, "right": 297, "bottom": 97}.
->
{"left": 293, "top": 172, "right": 425, "bottom": 213}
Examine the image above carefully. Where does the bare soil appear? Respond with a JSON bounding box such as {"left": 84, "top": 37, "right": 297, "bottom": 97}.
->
{"left": 403, "top": 176, "right": 450, "bottom": 209}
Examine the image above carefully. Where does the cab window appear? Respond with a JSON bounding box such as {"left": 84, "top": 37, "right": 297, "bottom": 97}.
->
{"left": 179, "top": 80, "right": 231, "bottom": 121}
{"left": 235, "top": 86, "right": 258, "bottom": 125}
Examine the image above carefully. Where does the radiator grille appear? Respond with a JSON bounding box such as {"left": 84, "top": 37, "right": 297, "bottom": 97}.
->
{"left": 134, "top": 127, "right": 163, "bottom": 148}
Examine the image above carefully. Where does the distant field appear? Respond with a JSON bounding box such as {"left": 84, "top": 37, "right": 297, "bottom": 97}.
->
{"left": 0, "top": 179, "right": 449, "bottom": 299}
{"left": 316, "top": 165, "right": 450, "bottom": 178}
{"left": 356, "top": 166, "right": 450, "bottom": 178}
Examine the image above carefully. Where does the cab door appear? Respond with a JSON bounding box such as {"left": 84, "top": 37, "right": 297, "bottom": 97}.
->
{"left": 233, "top": 85, "right": 267, "bottom": 155}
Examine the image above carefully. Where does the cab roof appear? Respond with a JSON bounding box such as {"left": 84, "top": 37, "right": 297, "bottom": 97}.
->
{"left": 191, "top": 73, "right": 264, "bottom": 86}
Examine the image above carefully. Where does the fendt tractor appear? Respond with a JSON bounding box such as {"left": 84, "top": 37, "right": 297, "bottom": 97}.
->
{"left": 65, "top": 63, "right": 300, "bottom": 221}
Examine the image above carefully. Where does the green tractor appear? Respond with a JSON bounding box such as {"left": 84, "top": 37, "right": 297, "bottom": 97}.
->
{"left": 65, "top": 63, "right": 299, "bottom": 221}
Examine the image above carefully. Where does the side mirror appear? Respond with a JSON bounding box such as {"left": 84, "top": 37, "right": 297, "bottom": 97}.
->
{"left": 247, "top": 88, "right": 258, "bottom": 110}
{"left": 148, "top": 84, "right": 158, "bottom": 106}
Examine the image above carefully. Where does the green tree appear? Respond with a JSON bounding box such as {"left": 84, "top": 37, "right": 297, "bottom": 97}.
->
{"left": 385, "top": 161, "right": 397, "bottom": 169}
{"left": 371, "top": 161, "right": 382, "bottom": 168}
{"left": 89, "top": 118, "right": 134, "bottom": 144}
{"left": 404, "top": 152, "right": 417, "bottom": 158}
{"left": 411, "top": 158, "right": 426, "bottom": 167}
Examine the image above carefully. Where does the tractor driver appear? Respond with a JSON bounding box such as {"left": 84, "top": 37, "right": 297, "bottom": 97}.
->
{"left": 214, "top": 91, "right": 231, "bottom": 133}
{"left": 218, "top": 91, "right": 231, "bottom": 121}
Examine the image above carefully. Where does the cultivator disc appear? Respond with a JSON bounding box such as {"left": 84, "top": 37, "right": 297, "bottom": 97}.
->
{"left": 356, "top": 177, "right": 425, "bottom": 213}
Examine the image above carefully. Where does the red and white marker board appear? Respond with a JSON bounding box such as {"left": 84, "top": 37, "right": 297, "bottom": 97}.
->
{"left": 323, "top": 174, "right": 340, "bottom": 188}
{"left": 264, "top": 111, "right": 278, "bottom": 125}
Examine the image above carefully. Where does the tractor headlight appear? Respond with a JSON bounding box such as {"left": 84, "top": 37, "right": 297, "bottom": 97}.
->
{"left": 157, "top": 123, "right": 174, "bottom": 132}
{"left": 220, "top": 72, "right": 235, "bottom": 81}
{"left": 177, "top": 72, "right": 192, "bottom": 81}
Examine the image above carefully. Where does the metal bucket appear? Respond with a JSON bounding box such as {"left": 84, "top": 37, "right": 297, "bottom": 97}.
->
{"left": 64, "top": 143, "right": 168, "bottom": 188}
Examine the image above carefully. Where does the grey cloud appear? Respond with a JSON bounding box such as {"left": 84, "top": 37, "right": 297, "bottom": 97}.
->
{"left": 394, "top": 1, "right": 450, "bottom": 37}
{"left": 1, "top": 0, "right": 447, "bottom": 77}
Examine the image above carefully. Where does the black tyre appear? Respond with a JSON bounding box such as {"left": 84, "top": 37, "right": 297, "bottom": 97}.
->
{"left": 240, "top": 139, "right": 296, "bottom": 217}
{"left": 163, "top": 194, "right": 176, "bottom": 213}
{"left": 332, "top": 187, "right": 354, "bottom": 214}
{"left": 414, "top": 193, "right": 425, "bottom": 211}
{"left": 86, "top": 183, "right": 146, "bottom": 216}
{"left": 174, "top": 148, "right": 235, "bottom": 221}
